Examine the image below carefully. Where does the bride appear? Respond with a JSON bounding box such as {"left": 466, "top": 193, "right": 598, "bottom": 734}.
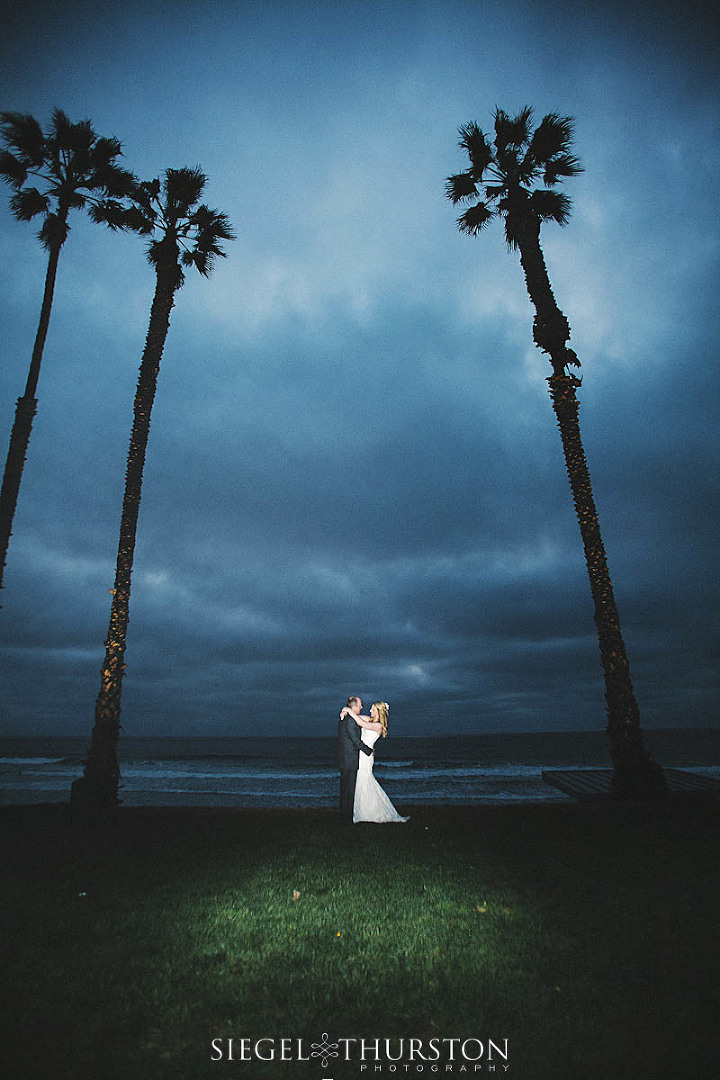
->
{"left": 340, "top": 701, "right": 409, "bottom": 824}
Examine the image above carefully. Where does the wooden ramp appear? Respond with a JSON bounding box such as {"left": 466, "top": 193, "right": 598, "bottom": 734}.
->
{"left": 542, "top": 767, "right": 720, "bottom": 802}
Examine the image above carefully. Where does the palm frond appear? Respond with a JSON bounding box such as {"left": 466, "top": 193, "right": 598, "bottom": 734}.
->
{"left": 492, "top": 109, "right": 509, "bottom": 148}
{"left": 88, "top": 199, "right": 121, "bottom": 228}
{"left": 85, "top": 138, "right": 135, "bottom": 196}
{"left": 55, "top": 113, "right": 98, "bottom": 184}
{"left": 189, "top": 204, "right": 235, "bottom": 239}
{"left": 457, "top": 201, "right": 495, "bottom": 236}
{"left": 211, "top": 215, "right": 234, "bottom": 245}
{"left": 495, "top": 143, "right": 518, "bottom": 177}
{"left": 181, "top": 248, "right": 216, "bottom": 277}
{"left": 51, "top": 109, "right": 93, "bottom": 155}
{"left": 483, "top": 183, "right": 507, "bottom": 201}
{"left": 445, "top": 171, "right": 478, "bottom": 204}
{"left": 543, "top": 153, "right": 583, "bottom": 185}
{"left": 88, "top": 199, "right": 144, "bottom": 232}
{"left": 87, "top": 163, "right": 137, "bottom": 198}
{"left": 140, "top": 178, "right": 162, "bottom": 201}
{"left": 164, "top": 167, "right": 207, "bottom": 215}
{"left": 530, "top": 188, "right": 573, "bottom": 225}
{"left": 90, "top": 135, "right": 123, "bottom": 166}
{"left": 187, "top": 207, "right": 234, "bottom": 274}
{"left": 125, "top": 206, "right": 155, "bottom": 234}
{"left": 9, "top": 187, "right": 49, "bottom": 221}
{"left": 0, "top": 149, "right": 28, "bottom": 187}
{"left": 126, "top": 179, "right": 159, "bottom": 222}
{"left": 65, "top": 191, "right": 87, "bottom": 211}
{"left": 494, "top": 106, "right": 532, "bottom": 150}
{"left": 458, "top": 122, "right": 493, "bottom": 177}
{"left": 0, "top": 112, "right": 45, "bottom": 167}
{"left": 517, "top": 149, "right": 543, "bottom": 186}
{"left": 529, "top": 113, "right": 576, "bottom": 163}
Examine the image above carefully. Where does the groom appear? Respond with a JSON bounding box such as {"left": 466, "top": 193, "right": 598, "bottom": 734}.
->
{"left": 335, "top": 695, "right": 373, "bottom": 821}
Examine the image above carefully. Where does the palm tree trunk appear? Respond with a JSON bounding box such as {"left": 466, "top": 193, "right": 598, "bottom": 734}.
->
{"left": 517, "top": 223, "right": 666, "bottom": 800}
{"left": 0, "top": 239, "right": 62, "bottom": 605}
{"left": 71, "top": 269, "right": 177, "bottom": 812}
{"left": 547, "top": 374, "right": 666, "bottom": 799}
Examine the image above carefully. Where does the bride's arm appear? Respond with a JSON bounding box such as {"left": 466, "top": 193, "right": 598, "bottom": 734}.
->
{"left": 354, "top": 715, "right": 382, "bottom": 732}
{"left": 339, "top": 707, "right": 382, "bottom": 732}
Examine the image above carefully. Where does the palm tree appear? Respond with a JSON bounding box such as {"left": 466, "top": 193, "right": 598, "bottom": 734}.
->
{"left": 70, "top": 168, "right": 235, "bottom": 811}
{"left": 0, "top": 109, "right": 135, "bottom": 605}
{"left": 446, "top": 107, "right": 666, "bottom": 800}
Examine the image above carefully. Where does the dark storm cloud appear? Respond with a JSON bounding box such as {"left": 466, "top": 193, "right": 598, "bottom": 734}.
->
{"left": 0, "top": 0, "right": 718, "bottom": 736}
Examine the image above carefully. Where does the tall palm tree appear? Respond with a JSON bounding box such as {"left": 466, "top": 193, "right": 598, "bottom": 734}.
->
{"left": 446, "top": 107, "right": 666, "bottom": 800}
{"left": 0, "top": 109, "right": 135, "bottom": 605}
{"left": 70, "top": 168, "right": 235, "bottom": 811}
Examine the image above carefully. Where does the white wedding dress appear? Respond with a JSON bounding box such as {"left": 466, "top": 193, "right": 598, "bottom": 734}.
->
{"left": 353, "top": 728, "right": 409, "bottom": 823}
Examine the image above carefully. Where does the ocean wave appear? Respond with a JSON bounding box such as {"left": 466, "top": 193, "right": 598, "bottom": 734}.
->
{"left": 0, "top": 757, "right": 67, "bottom": 766}
{"left": 2, "top": 737, "right": 717, "bottom": 808}
{"left": 113, "top": 762, "right": 546, "bottom": 781}
{"left": 117, "top": 767, "right": 333, "bottom": 781}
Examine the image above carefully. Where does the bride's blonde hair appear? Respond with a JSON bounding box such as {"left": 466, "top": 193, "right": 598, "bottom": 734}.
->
{"left": 371, "top": 701, "right": 389, "bottom": 738}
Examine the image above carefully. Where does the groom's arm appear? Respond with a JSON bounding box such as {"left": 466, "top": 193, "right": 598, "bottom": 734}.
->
{"left": 344, "top": 715, "right": 373, "bottom": 755}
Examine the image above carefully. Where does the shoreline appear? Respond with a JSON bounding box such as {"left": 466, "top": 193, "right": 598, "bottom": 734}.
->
{"left": 3, "top": 729, "right": 717, "bottom": 812}
{"left": 0, "top": 793, "right": 575, "bottom": 809}
{"left": 2, "top": 794, "right": 718, "bottom": 820}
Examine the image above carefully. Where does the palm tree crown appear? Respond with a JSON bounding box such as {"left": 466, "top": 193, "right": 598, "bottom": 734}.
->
{"left": 92, "top": 166, "right": 235, "bottom": 287}
{"left": 446, "top": 106, "right": 583, "bottom": 249}
{"left": 0, "top": 108, "right": 135, "bottom": 252}
{"left": 447, "top": 107, "right": 584, "bottom": 380}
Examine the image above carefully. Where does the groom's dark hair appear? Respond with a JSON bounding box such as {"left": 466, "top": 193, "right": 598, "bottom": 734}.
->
{"left": 346, "top": 696, "right": 360, "bottom": 706}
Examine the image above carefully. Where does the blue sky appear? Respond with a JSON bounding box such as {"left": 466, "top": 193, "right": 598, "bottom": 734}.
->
{"left": 0, "top": 0, "right": 718, "bottom": 736}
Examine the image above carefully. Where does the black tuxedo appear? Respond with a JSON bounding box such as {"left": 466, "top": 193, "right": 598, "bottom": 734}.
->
{"left": 335, "top": 712, "right": 373, "bottom": 820}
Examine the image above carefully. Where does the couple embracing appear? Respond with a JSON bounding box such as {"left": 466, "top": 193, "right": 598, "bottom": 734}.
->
{"left": 335, "top": 696, "right": 409, "bottom": 824}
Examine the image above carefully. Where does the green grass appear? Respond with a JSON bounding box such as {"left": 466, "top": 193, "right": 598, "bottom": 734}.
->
{"left": 1, "top": 800, "right": 719, "bottom": 1079}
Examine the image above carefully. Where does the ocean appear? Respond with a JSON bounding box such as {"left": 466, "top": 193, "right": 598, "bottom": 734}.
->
{"left": 1, "top": 729, "right": 718, "bottom": 808}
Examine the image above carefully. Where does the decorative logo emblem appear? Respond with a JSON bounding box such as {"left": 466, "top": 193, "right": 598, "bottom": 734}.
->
{"left": 311, "top": 1032, "right": 339, "bottom": 1068}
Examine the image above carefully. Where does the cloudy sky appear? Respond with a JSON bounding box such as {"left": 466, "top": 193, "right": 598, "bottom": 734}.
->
{"left": 0, "top": 0, "right": 717, "bottom": 738}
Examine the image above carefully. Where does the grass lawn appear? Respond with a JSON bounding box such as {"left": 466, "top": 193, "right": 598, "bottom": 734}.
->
{"left": 1, "top": 799, "right": 719, "bottom": 1079}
